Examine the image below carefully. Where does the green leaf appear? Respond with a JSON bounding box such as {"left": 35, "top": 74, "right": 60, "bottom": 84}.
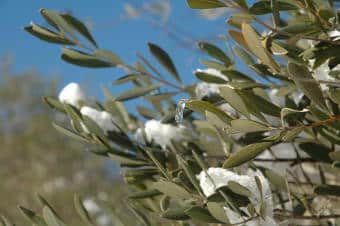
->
{"left": 255, "top": 176, "right": 263, "bottom": 198}
{"left": 186, "top": 0, "right": 225, "bottom": 9}
{"left": 73, "top": 194, "right": 94, "bottom": 225}
{"left": 281, "top": 126, "right": 304, "bottom": 142}
{"left": 264, "top": 169, "right": 288, "bottom": 191}
{"left": 161, "top": 208, "right": 190, "bottom": 220}
{"left": 230, "top": 119, "right": 270, "bottom": 133}
{"left": 206, "top": 202, "right": 229, "bottom": 223}
{"left": 242, "top": 90, "right": 281, "bottom": 117}
{"left": 233, "top": 46, "right": 254, "bottom": 66}
{"left": 299, "top": 142, "right": 332, "bottom": 162}
{"left": 43, "top": 96, "right": 66, "bottom": 113}
{"left": 222, "top": 70, "right": 252, "bottom": 81}
{"left": 288, "top": 62, "right": 326, "bottom": 109}
{"left": 112, "top": 74, "right": 139, "bottom": 86}
{"left": 183, "top": 99, "right": 233, "bottom": 124}
{"left": 60, "top": 13, "right": 97, "bottom": 47}
{"left": 151, "top": 181, "right": 191, "bottom": 200}
{"left": 64, "top": 104, "right": 83, "bottom": 132}
{"left": 128, "top": 190, "right": 162, "bottom": 199}
{"left": 250, "top": 0, "right": 298, "bottom": 15}
{"left": 61, "top": 48, "right": 113, "bottom": 68}
{"left": 52, "top": 122, "right": 88, "bottom": 142}
{"left": 314, "top": 184, "right": 340, "bottom": 197}
{"left": 241, "top": 23, "right": 280, "bottom": 73}
{"left": 219, "top": 86, "right": 250, "bottom": 118}
{"left": 195, "top": 71, "right": 227, "bottom": 83}
{"left": 185, "top": 206, "right": 222, "bottom": 223}
{"left": 177, "top": 156, "right": 204, "bottom": 195}
{"left": 40, "top": 9, "right": 78, "bottom": 41}
{"left": 115, "top": 83, "right": 161, "bottom": 101}
{"left": 329, "top": 88, "right": 340, "bottom": 105}
{"left": 42, "top": 206, "right": 64, "bottom": 226}
{"left": 24, "top": 23, "right": 74, "bottom": 45}
{"left": 228, "top": 181, "right": 252, "bottom": 197}
{"left": 229, "top": 30, "right": 252, "bottom": 53}
{"left": 223, "top": 141, "right": 273, "bottom": 168}
{"left": 108, "top": 153, "right": 148, "bottom": 166}
{"left": 81, "top": 115, "right": 106, "bottom": 141}
{"left": 227, "top": 13, "right": 253, "bottom": 28}
{"left": 277, "top": 22, "right": 319, "bottom": 37}
{"left": 94, "top": 49, "right": 122, "bottom": 66}
{"left": 148, "top": 43, "right": 181, "bottom": 82}
{"left": 19, "top": 206, "right": 47, "bottom": 226}
{"left": 198, "top": 42, "right": 231, "bottom": 66}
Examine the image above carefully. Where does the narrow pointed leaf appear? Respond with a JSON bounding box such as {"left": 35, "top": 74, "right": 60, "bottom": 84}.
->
{"left": 228, "top": 181, "right": 252, "bottom": 197}
{"left": 241, "top": 23, "right": 280, "bottom": 73}
{"left": 198, "top": 42, "right": 231, "bottom": 66}
{"left": 128, "top": 190, "right": 162, "bottom": 199}
{"left": 25, "top": 23, "right": 74, "bottom": 45}
{"left": 148, "top": 43, "right": 181, "bottom": 82}
{"left": 161, "top": 208, "right": 190, "bottom": 220}
{"left": 61, "top": 48, "right": 113, "bottom": 68}
{"left": 223, "top": 141, "right": 273, "bottom": 168}
{"left": 42, "top": 206, "right": 64, "bottom": 226}
{"left": 94, "top": 49, "right": 122, "bottom": 66}
{"left": 43, "top": 96, "right": 66, "bottom": 113}
{"left": 219, "top": 86, "right": 250, "bottom": 118}
{"left": 52, "top": 122, "right": 88, "bottom": 142}
{"left": 186, "top": 0, "right": 225, "bottom": 9}
{"left": 61, "top": 13, "right": 97, "bottom": 47}
{"left": 183, "top": 99, "right": 233, "bottom": 123}
{"left": 231, "top": 119, "right": 270, "bottom": 133}
{"left": 115, "top": 83, "right": 161, "bottom": 101}
{"left": 40, "top": 9, "right": 77, "bottom": 41}
{"left": 314, "top": 184, "right": 340, "bottom": 197}
{"left": 19, "top": 206, "right": 47, "bottom": 226}
{"left": 151, "top": 181, "right": 191, "bottom": 200}
{"left": 73, "top": 194, "right": 94, "bottom": 225}
{"left": 185, "top": 206, "right": 222, "bottom": 223}
{"left": 288, "top": 62, "right": 326, "bottom": 109}
{"left": 195, "top": 71, "right": 228, "bottom": 83}
{"left": 206, "top": 202, "right": 229, "bottom": 223}
{"left": 108, "top": 153, "right": 148, "bottom": 166}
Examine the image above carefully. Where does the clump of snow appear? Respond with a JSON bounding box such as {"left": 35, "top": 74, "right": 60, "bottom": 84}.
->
{"left": 139, "top": 119, "right": 188, "bottom": 149}
{"left": 329, "top": 29, "right": 340, "bottom": 41}
{"left": 58, "top": 83, "right": 86, "bottom": 108}
{"left": 83, "top": 198, "right": 101, "bottom": 214}
{"left": 197, "top": 167, "right": 277, "bottom": 226}
{"left": 96, "top": 214, "right": 111, "bottom": 226}
{"left": 309, "top": 60, "right": 336, "bottom": 91}
{"left": 80, "top": 106, "right": 119, "bottom": 134}
{"left": 194, "top": 68, "right": 228, "bottom": 99}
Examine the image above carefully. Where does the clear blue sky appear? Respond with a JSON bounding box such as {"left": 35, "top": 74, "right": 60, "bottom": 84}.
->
{"left": 1, "top": 0, "right": 227, "bottom": 98}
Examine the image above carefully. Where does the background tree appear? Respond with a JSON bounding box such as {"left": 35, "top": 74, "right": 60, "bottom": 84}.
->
{"left": 0, "top": 57, "right": 129, "bottom": 226}
{"left": 2, "top": 0, "right": 340, "bottom": 225}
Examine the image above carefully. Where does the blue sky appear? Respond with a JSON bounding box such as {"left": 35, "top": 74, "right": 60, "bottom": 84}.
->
{"left": 0, "top": 0, "right": 228, "bottom": 98}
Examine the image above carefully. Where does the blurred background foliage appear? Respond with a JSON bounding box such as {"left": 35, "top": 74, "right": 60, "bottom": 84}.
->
{"left": 0, "top": 56, "right": 129, "bottom": 225}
